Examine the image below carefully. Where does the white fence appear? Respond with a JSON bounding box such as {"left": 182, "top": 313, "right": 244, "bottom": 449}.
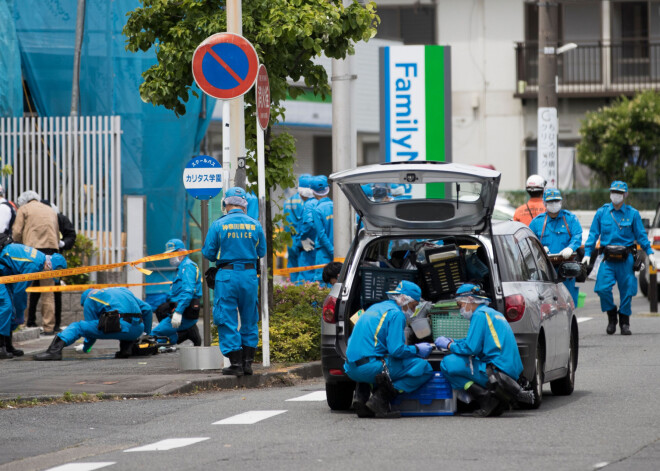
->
{"left": 0, "top": 116, "right": 123, "bottom": 265}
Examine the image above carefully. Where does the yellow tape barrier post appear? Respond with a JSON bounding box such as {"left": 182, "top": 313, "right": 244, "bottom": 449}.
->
{"left": 26, "top": 281, "right": 173, "bottom": 293}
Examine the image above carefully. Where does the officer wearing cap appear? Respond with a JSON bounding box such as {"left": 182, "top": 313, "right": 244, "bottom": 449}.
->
{"left": 529, "top": 188, "right": 583, "bottom": 305}
{"left": 514, "top": 174, "right": 547, "bottom": 226}
{"left": 0, "top": 244, "right": 67, "bottom": 359}
{"left": 582, "top": 181, "right": 656, "bottom": 335}
{"left": 344, "top": 280, "right": 434, "bottom": 418}
{"left": 297, "top": 176, "right": 321, "bottom": 283}
{"left": 283, "top": 174, "right": 311, "bottom": 284}
{"left": 436, "top": 283, "right": 524, "bottom": 417}
{"left": 310, "top": 176, "right": 334, "bottom": 285}
{"left": 151, "top": 239, "right": 202, "bottom": 346}
{"left": 202, "top": 186, "right": 267, "bottom": 376}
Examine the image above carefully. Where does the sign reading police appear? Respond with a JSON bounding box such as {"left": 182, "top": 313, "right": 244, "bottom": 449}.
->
{"left": 183, "top": 155, "right": 223, "bottom": 200}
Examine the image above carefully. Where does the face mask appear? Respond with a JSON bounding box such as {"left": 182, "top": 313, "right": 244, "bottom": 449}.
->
{"left": 459, "top": 306, "right": 473, "bottom": 321}
{"left": 610, "top": 193, "right": 624, "bottom": 205}
{"left": 546, "top": 202, "right": 562, "bottom": 214}
{"left": 169, "top": 256, "right": 183, "bottom": 267}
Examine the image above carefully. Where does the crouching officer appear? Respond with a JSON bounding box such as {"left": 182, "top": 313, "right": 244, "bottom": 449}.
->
{"left": 0, "top": 243, "right": 67, "bottom": 358}
{"left": 202, "top": 187, "right": 266, "bottom": 376}
{"left": 344, "top": 280, "right": 434, "bottom": 418}
{"left": 34, "top": 287, "right": 153, "bottom": 360}
{"left": 436, "top": 284, "right": 528, "bottom": 417}
{"left": 583, "top": 180, "right": 656, "bottom": 335}
{"left": 151, "top": 239, "right": 202, "bottom": 346}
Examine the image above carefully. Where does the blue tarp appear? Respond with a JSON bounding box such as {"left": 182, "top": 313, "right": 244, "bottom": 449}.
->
{"left": 0, "top": 0, "right": 22, "bottom": 117}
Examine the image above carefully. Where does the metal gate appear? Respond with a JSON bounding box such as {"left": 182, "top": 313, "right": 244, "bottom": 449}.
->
{"left": 0, "top": 116, "right": 123, "bottom": 265}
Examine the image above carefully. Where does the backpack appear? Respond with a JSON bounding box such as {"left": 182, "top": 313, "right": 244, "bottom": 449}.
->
{"left": 1, "top": 200, "right": 15, "bottom": 236}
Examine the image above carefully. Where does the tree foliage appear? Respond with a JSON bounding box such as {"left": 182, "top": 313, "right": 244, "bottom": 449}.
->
{"left": 577, "top": 91, "right": 660, "bottom": 187}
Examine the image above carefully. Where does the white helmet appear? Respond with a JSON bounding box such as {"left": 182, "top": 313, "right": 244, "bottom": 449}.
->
{"left": 525, "top": 174, "right": 546, "bottom": 191}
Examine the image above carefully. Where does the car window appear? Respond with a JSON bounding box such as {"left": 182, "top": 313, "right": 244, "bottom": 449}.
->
{"left": 360, "top": 181, "right": 483, "bottom": 202}
{"left": 494, "top": 234, "right": 529, "bottom": 282}
{"left": 518, "top": 238, "right": 542, "bottom": 281}
{"left": 527, "top": 238, "right": 555, "bottom": 282}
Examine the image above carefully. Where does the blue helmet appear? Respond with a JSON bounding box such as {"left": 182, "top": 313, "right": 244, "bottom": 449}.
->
{"left": 311, "top": 175, "right": 329, "bottom": 195}
{"left": 610, "top": 180, "right": 628, "bottom": 193}
{"left": 48, "top": 253, "right": 67, "bottom": 271}
{"left": 543, "top": 188, "right": 562, "bottom": 202}
{"left": 386, "top": 280, "right": 422, "bottom": 302}
{"left": 224, "top": 186, "right": 248, "bottom": 207}
{"left": 165, "top": 238, "right": 185, "bottom": 253}
{"left": 455, "top": 283, "right": 490, "bottom": 303}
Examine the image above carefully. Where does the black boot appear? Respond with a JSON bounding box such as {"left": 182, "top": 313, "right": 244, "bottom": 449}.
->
{"left": 352, "top": 382, "right": 374, "bottom": 418}
{"left": 0, "top": 336, "right": 13, "bottom": 360}
{"left": 619, "top": 313, "right": 631, "bottom": 336}
{"left": 222, "top": 350, "right": 244, "bottom": 376}
{"left": 186, "top": 325, "right": 202, "bottom": 347}
{"left": 467, "top": 383, "right": 503, "bottom": 417}
{"left": 34, "top": 336, "right": 66, "bottom": 361}
{"left": 5, "top": 332, "right": 24, "bottom": 357}
{"left": 115, "top": 340, "right": 136, "bottom": 358}
{"left": 606, "top": 308, "right": 618, "bottom": 335}
{"left": 365, "top": 374, "right": 401, "bottom": 418}
{"left": 27, "top": 292, "right": 39, "bottom": 327}
{"left": 242, "top": 346, "right": 256, "bottom": 375}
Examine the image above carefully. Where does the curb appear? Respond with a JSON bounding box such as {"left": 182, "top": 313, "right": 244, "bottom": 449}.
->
{"left": 12, "top": 328, "right": 41, "bottom": 343}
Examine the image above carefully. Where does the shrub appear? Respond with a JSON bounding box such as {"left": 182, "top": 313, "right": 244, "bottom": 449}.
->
{"left": 62, "top": 234, "right": 97, "bottom": 285}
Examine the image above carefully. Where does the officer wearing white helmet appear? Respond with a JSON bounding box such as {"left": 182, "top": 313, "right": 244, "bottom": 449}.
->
{"left": 514, "top": 175, "right": 547, "bottom": 226}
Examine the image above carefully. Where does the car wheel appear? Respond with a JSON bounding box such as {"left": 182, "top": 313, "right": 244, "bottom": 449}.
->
{"left": 522, "top": 340, "right": 545, "bottom": 410}
{"left": 550, "top": 326, "right": 577, "bottom": 396}
{"left": 325, "top": 381, "right": 354, "bottom": 411}
{"left": 639, "top": 265, "right": 648, "bottom": 297}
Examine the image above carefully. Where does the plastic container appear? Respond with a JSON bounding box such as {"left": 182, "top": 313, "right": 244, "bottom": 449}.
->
{"left": 429, "top": 309, "right": 470, "bottom": 339}
{"left": 390, "top": 371, "right": 457, "bottom": 416}
{"left": 359, "top": 266, "right": 418, "bottom": 307}
{"left": 577, "top": 291, "right": 586, "bottom": 308}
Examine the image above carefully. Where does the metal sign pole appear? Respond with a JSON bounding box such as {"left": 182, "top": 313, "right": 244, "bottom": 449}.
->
{"left": 257, "top": 116, "right": 270, "bottom": 367}
{"left": 201, "top": 199, "right": 211, "bottom": 346}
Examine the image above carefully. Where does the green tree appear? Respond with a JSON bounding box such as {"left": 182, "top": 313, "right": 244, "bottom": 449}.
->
{"left": 577, "top": 91, "right": 660, "bottom": 187}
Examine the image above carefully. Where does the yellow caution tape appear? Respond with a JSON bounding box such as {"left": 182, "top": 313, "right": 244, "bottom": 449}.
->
{"left": 273, "top": 258, "right": 345, "bottom": 276}
{"left": 26, "top": 281, "right": 173, "bottom": 293}
{"left": 0, "top": 249, "right": 200, "bottom": 285}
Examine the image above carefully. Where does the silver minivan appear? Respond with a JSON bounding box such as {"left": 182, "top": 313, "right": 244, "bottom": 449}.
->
{"left": 321, "top": 162, "right": 579, "bottom": 411}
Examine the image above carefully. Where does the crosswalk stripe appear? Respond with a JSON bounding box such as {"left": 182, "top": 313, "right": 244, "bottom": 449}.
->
{"left": 123, "top": 438, "right": 210, "bottom": 452}
{"left": 286, "top": 391, "right": 326, "bottom": 402}
{"left": 577, "top": 317, "right": 593, "bottom": 323}
{"left": 44, "top": 463, "right": 115, "bottom": 471}
{"left": 213, "top": 410, "right": 287, "bottom": 425}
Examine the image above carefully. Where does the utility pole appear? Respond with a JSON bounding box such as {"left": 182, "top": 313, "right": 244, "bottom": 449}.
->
{"left": 70, "top": 0, "right": 86, "bottom": 116}
{"left": 226, "top": 0, "right": 244, "bottom": 188}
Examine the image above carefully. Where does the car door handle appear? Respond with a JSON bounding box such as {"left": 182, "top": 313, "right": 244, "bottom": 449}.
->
{"left": 538, "top": 295, "right": 544, "bottom": 301}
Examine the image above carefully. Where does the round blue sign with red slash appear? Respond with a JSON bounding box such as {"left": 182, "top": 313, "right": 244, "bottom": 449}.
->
{"left": 192, "top": 33, "right": 259, "bottom": 100}
{"left": 183, "top": 155, "right": 223, "bottom": 200}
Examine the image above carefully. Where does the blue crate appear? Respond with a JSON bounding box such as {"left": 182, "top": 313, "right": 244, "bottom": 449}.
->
{"left": 390, "top": 371, "right": 457, "bottom": 416}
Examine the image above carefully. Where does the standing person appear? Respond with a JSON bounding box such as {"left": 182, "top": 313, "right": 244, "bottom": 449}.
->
{"left": 436, "top": 284, "right": 527, "bottom": 417}
{"left": 344, "top": 280, "right": 434, "bottom": 418}
{"left": 0, "top": 184, "right": 16, "bottom": 240}
{"left": 202, "top": 187, "right": 267, "bottom": 376}
{"left": 34, "top": 287, "right": 153, "bottom": 361}
{"left": 311, "top": 176, "right": 334, "bottom": 285}
{"left": 11, "top": 190, "right": 59, "bottom": 335}
{"left": 529, "top": 188, "right": 583, "bottom": 305}
{"left": 582, "top": 181, "right": 656, "bottom": 335}
{"left": 0, "top": 243, "right": 67, "bottom": 358}
{"left": 151, "top": 238, "right": 202, "bottom": 346}
{"left": 283, "top": 174, "right": 311, "bottom": 284}
{"left": 297, "top": 176, "right": 320, "bottom": 283}
{"left": 513, "top": 174, "right": 547, "bottom": 226}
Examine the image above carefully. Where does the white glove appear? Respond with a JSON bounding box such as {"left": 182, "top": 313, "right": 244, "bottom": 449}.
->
{"left": 544, "top": 246, "right": 550, "bottom": 254}
{"left": 582, "top": 255, "right": 590, "bottom": 265}
{"left": 649, "top": 254, "right": 658, "bottom": 271}
{"left": 75, "top": 344, "right": 89, "bottom": 353}
{"left": 171, "top": 312, "right": 182, "bottom": 328}
{"left": 560, "top": 247, "right": 573, "bottom": 260}
{"left": 59, "top": 240, "right": 65, "bottom": 248}
{"left": 301, "top": 238, "right": 315, "bottom": 252}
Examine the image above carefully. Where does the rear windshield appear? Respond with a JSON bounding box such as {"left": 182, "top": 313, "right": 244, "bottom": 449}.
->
{"left": 361, "top": 181, "right": 484, "bottom": 203}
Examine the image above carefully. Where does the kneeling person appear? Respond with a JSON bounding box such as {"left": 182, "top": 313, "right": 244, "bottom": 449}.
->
{"left": 35, "top": 287, "right": 153, "bottom": 360}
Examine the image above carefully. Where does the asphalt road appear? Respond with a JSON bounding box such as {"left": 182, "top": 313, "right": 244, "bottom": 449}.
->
{"left": 2, "top": 280, "right": 660, "bottom": 471}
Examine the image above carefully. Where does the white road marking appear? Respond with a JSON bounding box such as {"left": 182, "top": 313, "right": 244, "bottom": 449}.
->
{"left": 213, "top": 410, "right": 287, "bottom": 425}
{"left": 44, "top": 463, "right": 115, "bottom": 471}
{"left": 286, "top": 391, "right": 326, "bottom": 402}
{"left": 593, "top": 462, "right": 609, "bottom": 469}
{"left": 577, "top": 317, "right": 593, "bottom": 323}
{"left": 123, "top": 437, "right": 209, "bottom": 452}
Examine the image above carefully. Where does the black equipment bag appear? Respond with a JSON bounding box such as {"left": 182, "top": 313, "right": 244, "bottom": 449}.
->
{"left": 0, "top": 233, "right": 12, "bottom": 251}
{"left": 633, "top": 248, "right": 644, "bottom": 272}
{"left": 603, "top": 245, "right": 630, "bottom": 262}
{"left": 97, "top": 310, "right": 122, "bottom": 334}
{"left": 182, "top": 298, "right": 201, "bottom": 320}
{"left": 205, "top": 266, "right": 218, "bottom": 289}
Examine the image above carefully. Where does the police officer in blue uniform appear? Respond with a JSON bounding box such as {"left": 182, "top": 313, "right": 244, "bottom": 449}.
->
{"left": 311, "top": 176, "right": 333, "bottom": 285}
{"left": 582, "top": 181, "right": 656, "bottom": 335}
{"left": 436, "top": 284, "right": 524, "bottom": 417}
{"left": 297, "top": 176, "right": 321, "bottom": 283}
{"left": 283, "top": 174, "right": 311, "bottom": 284}
{"left": 202, "top": 187, "right": 267, "bottom": 376}
{"left": 529, "top": 188, "right": 583, "bottom": 305}
{"left": 151, "top": 239, "right": 202, "bottom": 346}
{"left": 34, "top": 287, "right": 153, "bottom": 360}
{"left": 0, "top": 243, "right": 67, "bottom": 358}
{"left": 344, "top": 280, "right": 434, "bottom": 418}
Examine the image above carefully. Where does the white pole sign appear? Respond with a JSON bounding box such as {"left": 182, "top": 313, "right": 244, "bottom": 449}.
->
{"left": 537, "top": 107, "right": 558, "bottom": 187}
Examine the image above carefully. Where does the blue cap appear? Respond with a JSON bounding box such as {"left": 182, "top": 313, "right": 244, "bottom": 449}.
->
{"left": 80, "top": 288, "right": 94, "bottom": 307}
{"left": 543, "top": 188, "right": 562, "bottom": 202}
{"left": 311, "top": 175, "right": 329, "bottom": 195}
{"left": 386, "top": 280, "right": 422, "bottom": 302}
{"left": 610, "top": 181, "right": 628, "bottom": 192}
{"left": 49, "top": 253, "right": 67, "bottom": 270}
{"left": 225, "top": 187, "right": 247, "bottom": 199}
{"left": 165, "top": 238, "right": 185, "bottom": 253}
{"left": 455, "top": 283, "right": 490, "bottom": 302}
{"left": 299, "top": 174, "right": 312, "bottom": 188}
{"left": 224, "top": 186, "right": 248, "bottom": 207}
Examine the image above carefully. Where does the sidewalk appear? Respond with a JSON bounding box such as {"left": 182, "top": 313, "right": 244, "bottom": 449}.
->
{"left": 1, "top": 334, "right": 321, "bottom": 402}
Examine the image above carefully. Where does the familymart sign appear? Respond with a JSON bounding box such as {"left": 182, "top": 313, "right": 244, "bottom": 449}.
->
{"left": 380, "top": 45, "right": 452, "bottom": 163}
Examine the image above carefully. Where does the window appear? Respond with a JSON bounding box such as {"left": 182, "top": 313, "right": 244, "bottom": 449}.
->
{"left": 612, "top": 1, "right": 650, "bottom": 79}
{"left": 377, "top": 6, "right": 435, "bottom": 45}
{"left": 519, "top": 237, "right": 542, "bottom": 281}
{"left": 494, "top": 235, "right": 529, "bottom": 282}
{"left": 527, "top": 238, "right": 556, "bottom": 282}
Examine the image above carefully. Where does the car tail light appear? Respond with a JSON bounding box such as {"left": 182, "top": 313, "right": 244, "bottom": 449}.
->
{"left": 329, "top": 369, "right": 345, "bottom": 376}
{"left": 504, "top": 294, "right": 525, "bottom": 322}
{"left": 653, "top": 236, "right": 660, "bottom": 245}
{"left": 323, "top": 295, "right": 338, "bottom": 323}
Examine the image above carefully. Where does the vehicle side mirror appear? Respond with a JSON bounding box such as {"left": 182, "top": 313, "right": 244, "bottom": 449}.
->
{"left": 557, "top": 261, "right": 582, "bottom": 281}
{"left": 643, "top": 218, "right": 650, "bottom": 229}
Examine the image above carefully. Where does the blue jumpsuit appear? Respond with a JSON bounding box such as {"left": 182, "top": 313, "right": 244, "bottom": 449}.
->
{"left": 202, "top": 208, "right": 267, "bottom": 355}
{"left": 151, "top": 256, "right": 202, "bottom": 344}
{"left": 344, "top": 300, "right": 433, "bottom": 393}
{"left": 529, "top": 209, "right": 583, "bottom": 305}
{"left": 584, "top": 202, "right": 653, "bottom": 316}
{"left": 313, "top": 197, "right": 334, "bottom": 284}
{"left": 440, "top": 305, "right": 523, "bottom": 391}
{"left": 0, "top": 244, "right": 47, "bottom": 336}
{"left": 246, "top": 191, "right": 259, "bottom": 220}
{"left": 283, "top": 192, "right": 303, "bottom": 283}
{"left": 297, "top": 198, "right": 319, "bottom": 283}
{"left": 58, "top": 287, "right": 153, "bottom": 349}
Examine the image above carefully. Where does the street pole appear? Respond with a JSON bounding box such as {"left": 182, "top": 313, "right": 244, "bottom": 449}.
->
{"left": 227, "top": 0, "right": 244, "bottom": 188}
{"left": 537, "top": 0, "right": 559, "bottom": 187}
{"left": 70, "top": 0, "right": 86, "bottom": 116}
{"left": 201, "top": 200, "right": 211, "bottom": 346}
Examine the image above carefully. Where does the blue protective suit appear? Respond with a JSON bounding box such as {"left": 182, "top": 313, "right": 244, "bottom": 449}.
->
{"left": 297, "top": 198, "right": 319, "bottom": 283}
{"left": 313, "top": 197, "right": 334, "bottom": 284}
{"left": 344, "top": 300, "right": 433, "bottom": 393}
{"left": 202, "top": 208, "right": 266, "bottom": 355}
{"left": 58, "top": 287, "right": 153, "bottom": 349}
{"left": 246, "top": 191, "right": 259, "bottom": 220}
{"left": 440, "top": 304, "right": 523, "bottom": 391}
{"left": 0, "top": 244, "right": 47, "bottom": 335}
{"left": 283, "top": 192, "right": 303, "bottom": 283}
{"left": 584, "top": 202, "right": 653, "bottom": 316}
{"left": 151, "top": 256, "right": 202, "bottom": 344}
{"left": 529, "top": 209, "right": 583, "bottom": 305}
